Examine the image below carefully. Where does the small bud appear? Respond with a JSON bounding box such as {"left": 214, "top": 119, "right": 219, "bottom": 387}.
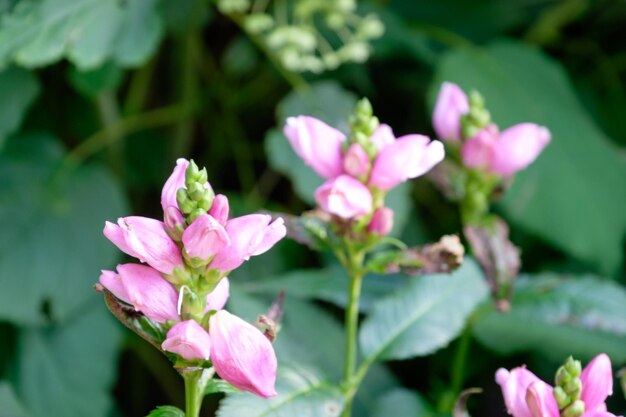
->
{"left": 217, "top": 0, "right": 250, "bottom": 14}
{"left": 164, "top": 207, "right": 185, "bottom": 241}
{"left": 177, "top": 188, "right": 196, "bottom": 214}
{"left": 357, "top": 15, "right": 385, "bottom": 39}
{"left": 169, "top": 265, "right": 192, "bottom": 285}
{"left": 325, "top": 12, "right": 345, "bottom": 30}
{"left": 564, "top": 379, "right": 582, "bottom": 399}
{"left": 322, "top": 52, "right": 340, "bottom": 70}
{"left": 564, "top": 357, "right": 582, "bottom": 377}
{"left": 553, "top": 386, "right": 569, "bottom": 410}
{"left": 367, "top": 207, "right": 394, "bottom": 236}
{"left": 187, "top": 208, "right": 207, "bottom": 224}
{"left": 186, "top": 160, "right": 201, "bottom": 187}
{"left": 562, "top": 400, "right": 585, "bottom": 417}
{"left": 338, "top": 42, "right": 369, "bottom": 63}
{"left": 280, "top": 47, "right": 301, "bottom": 71}
{"left": 243, "top": 13, "right": 274, "bottom": 34}
{"left": 187, "top": 182, "right": 205, "bottom": 201}
{"left": 468, "top": 90, "right": 485, "bottom": 109}
{"left": 197, "top": 168, "right": 208, "bottom": 185}
{"left": 356, "top": 98, "right": 373, "bottom": 117}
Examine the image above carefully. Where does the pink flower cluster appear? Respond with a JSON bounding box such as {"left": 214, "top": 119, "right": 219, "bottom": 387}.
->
{"left": 433, "top": 82, "right": 551, "bottom": 176}
{"left": 496, "top": 354, "right": 620, "bottom": 417}
{"left": 100, "top": 158, "right": 286, "bottom": 398}
{"left": 283, "top": 115, "right": 444, "bottom": 233}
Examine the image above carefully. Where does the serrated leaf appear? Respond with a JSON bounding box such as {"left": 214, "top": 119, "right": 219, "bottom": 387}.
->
{"left": 473, "top": 274, "right": 626, "bottom": 362}
{"left": 216, "top": 365, "right": 344, "bottom": 417}
{"left": 431, "top": 40, "right": 626, "bottom": 274}
{"left": 205, "top": 378, "right": 240, "bottom": 395}
{"left": 146, "top": 405, "right": 185, "bottom": 417}
{"left": 359, "top": 260, "right": 488, "bottom": 361}
{"left": 0, "top": 66, "right": 38, "bottom": 149}
{"left": 0, "top": 133, "right": 129, "bottom": 325}
{"left": 0, "top": 0, "right": 164, "bottom": 70}
{"left": 0, "top": 382, "right": 30, "bottom": 417}
{"left": 13, "top": 302, "right": 122, "bottom": 417}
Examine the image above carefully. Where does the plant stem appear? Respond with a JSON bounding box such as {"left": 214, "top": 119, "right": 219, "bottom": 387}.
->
{"left": 182, "top": 368, "right": 213, "bottom": 417}
{"left": 341, "top": 250, "right": 365, "bottom": 417}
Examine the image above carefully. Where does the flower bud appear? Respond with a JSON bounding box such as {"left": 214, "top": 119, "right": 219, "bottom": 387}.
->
{"left": 315, "top": 175, "right": 373, "bottom": 219}
{"left": 162, "top": 320, "right": 211, "bottom": 361}
{"left": 489, "top": 123, "right": 551, "bottom": 176}
{"left": 187, "top": 208, "right": 207, "bottom": 224}
{"left": 177, "top": 188, "right": 196, "bottom": 214}
{"left": 343, "top": 143, "right": 370, "bottom": 177}
{"left": 100, "top": 264, "right": 179, "bottom": 323}
{"left": 104, "top": 217, "right": 183, "bottom": 275}
{"left": 562, "top": 400, "right": 585, "bottom": 417}
{"left": 367, "top": 207, "right": 394, "bottom": 236}
{"left": 243, "top": 13, "right": 274, "bottom": 34}
{"left": 283, "top": 116, "right": 346, "bottom": 179}
{"left": 185, "top": 160, "right": 201, "bottom": 186}
{"left": 554, "top": 386, "right": 569, "bottom": 409}
{"left": 161, "top": 158, "right": 189, "bottom": 212}
{"left": 432, "top": 82, "right": 469, "bottom": 142}
{"left": 461, "top": 124, "right": 498, "bottom": 170}
{"left": 208, "top": 194, "right": 230, "bottom": 225}
{"left": 210, "top": 310, "right": 277, "bottom": 398}
{"left": 182, "top": 214, "right": 230, "bottom": 262}
{"left": 164, "top": 207, "right": 185, "bottom": 241}
{"left": 369, "top": 134, "right": 444, "bottom": 190}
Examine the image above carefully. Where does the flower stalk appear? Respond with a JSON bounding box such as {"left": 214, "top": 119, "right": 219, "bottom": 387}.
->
{"left": 182, "top": 368, "right": 213, "bottom": 417}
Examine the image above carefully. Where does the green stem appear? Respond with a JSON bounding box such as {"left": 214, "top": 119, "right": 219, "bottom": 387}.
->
{"left": 95, "top": 89, "right": 123, "bottom": 178}
{"left": 450, "top": 326, "right": 472, "bottom": 398}
{"left": 182, "top": 368, "right": 213, "bottom": 417}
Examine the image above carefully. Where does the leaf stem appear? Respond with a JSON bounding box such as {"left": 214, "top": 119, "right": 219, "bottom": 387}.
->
{"left": 182, "top": 368, "right": 213, "bottom": 417}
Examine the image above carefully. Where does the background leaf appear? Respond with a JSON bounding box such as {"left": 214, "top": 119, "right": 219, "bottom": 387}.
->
{"left": 146, "top": 405, "right": 185, "bottom": 417}
{"left": 359, "top": 259, "right": 489, "bottom": 361}
{"left": 371, "top": 388, "right": 432, "bottom": 417}
{"left": 0, "top": 381, "right": 30, "bottom": 417}
{"left": 0, "top": 66, "right": 38, "bottom": 149}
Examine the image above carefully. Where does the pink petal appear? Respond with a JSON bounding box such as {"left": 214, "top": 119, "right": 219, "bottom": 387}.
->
{"left": 162, "top": 320, "right": 212, "bottom": 360}
{"left": 182, "top": 214, "right": 230, "bottom": 261}
{"left": 370, "top": 124, "right": 395, "bottom": 151}
{"left": 103, "top": 221, "right": 136, "bottom": 258}
{"left": 99, "top": 269, "right": 130, "bottom": 303}
{"left": 161, "top": 158, "right": 189, "bottom": 211}
{"left": 490, "top": 123, "right": 551, "bottom": 176}
{"left": 581, "top": 353, "right": 614, "bottom": 411}
{"left": 496, "top": 367, "right": 544, "bottom": 417}
{"left": 209, "top": 194, "right": 230, "bottom": 225}
{"left": 432, "top": 82, "right": 469, "bottom": 142}
{"left": 205, "top": 278, "right": 230, "bottom": 312}
{"left": 461, "top": 124, "right": 499, "bottom": 170}
{"left": 367, "top": 207, "right": 394, "bottom": 236}
{"left": 343, "top": 143, "right": 370, "bottom": 177}
{"left": 283, "top": 116, "right": 346, "bottom": 179}
{"left": 526, "top": 380, "right": 560, "bottom": 417}
{"left": 315, "top": 175, "right": 373, "bottom": 218}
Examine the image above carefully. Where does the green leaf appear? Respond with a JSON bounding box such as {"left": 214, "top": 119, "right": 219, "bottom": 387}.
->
{"left": 372, "top": 388, "right": 432, "bottom": 417}
{"left": 359, "top": 260, "right": 489, "bottom": 361}
{"left": 0, "top": 0, "right": 164, "bottom": 69}
{"left": 68, "top": 62, "right": 122, "bottom": 98}
{"left": 0, "top": 133, "right": 129, "bottom": 325}
{"left": 473, "top": 273, "right": 626, "bottom": 362}
{"left": 146, "top": 406, "right": 185, "bottom": 417}
{"left": 0, "top": 382, "right": 30, "bottom": 417}
{"left": 13, "top": 302, "right": 122, "bottom": 417}
{"left": 431, "top": 40, "right": 626, "bottom": 274}
{"left": 216, "top": 365, "right": 344, "bottom": 417}
{"left": 205, "top": 378, "right": 240, "bottom": 395}
{"left": 0, "top": 66, "right": 39, "bottom": 149}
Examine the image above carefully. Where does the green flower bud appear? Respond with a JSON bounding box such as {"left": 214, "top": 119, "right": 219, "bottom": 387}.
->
{"left": 291, "top": 27, "right": 317, "bottom": 51}
{"left": 187, "top": 208, "right": 207, "bottom": 224}
{"left": 355, "top": 98, "right": 373, "bottom": 117}
{"left": 562, "top": 400, "right": 585, "bottom": 417}
{"left": 243, "top": 13, "right": 274, "bottom": 34}
{"left": 185, "top": 160, "right": 200, "bottom": 186}
{"left": 280, "top": 47, "right": 301, "bottom": 71}
{"left": 322, "top": 52, "right": 340, "bottom": 70}
{"left": 469, "top": 90, "right": 485, "bottom": 109}
{"left": 366, "top": 116, "right": 380, "bottom": 134}
{"left": 564, "top": 357, "right": 582, "bottom": 377}
{"left": 336, "top": 0, "right": 355, "bottom": 12}
{"left": 301, "top": 55, "right": 324, "bottom": 74}
{"left": 170, "top": 266, "right": 192, "bottom": 285}
{"left": 325, "top": 12, "right": 345, "bottom": 30}
{"left": 197, "top": 167, "right": 208, "bottom": 185}
{"left": 338, "top": 42, "right": 369, "bottom": 63}
{"left": 177, "top": 188, "right": 196, "bottom": 214}
{"left": 353, "top": 131, "right": 369, "bottom": 145}
{"left": 267, "top": 27, "right": 288, "bottom": 49}
{"left": 564, "top": 379, "right": 582, "bottom": 399}
{"left": 187, "top": 182, "right": 205, "bottom": 201}
{"left": 357, "top": 14, "right": 385, "bottom": 39}
{"left": 217, "top": 0, "right": 250, "bottom": 14}
{"left": 553, "top": 387, "right": 569, "bottom": 410}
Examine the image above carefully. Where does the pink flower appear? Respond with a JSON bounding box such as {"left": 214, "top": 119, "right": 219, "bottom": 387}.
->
{"left": 283, "top": 116, "right": 346, "bottom": 179}
{"left": 490, "top": 123, "right": 551, "bottom": 176}
{"left": 210, "top": 215, "right": 287, "bottom": 272}
{"left": 432, "top": 82, "right": 469, "bottom": 141}
{"left": 210, "top": 310, "right": 277, "bottom": 398}
{"left": 495, "top": 354, "right": 618, "bottom": 417}
{"left": 161, "top": 158, "right": 189, "bottom": 212}
{"left": 462, "top": 123, "right": 550, "bottom": 176}
{"left": 164, "top": 206, "right": 185, "bottom": 240}
{"left": 99, "top": 264, "right": 179, "bottom": 323}
{"left": 182, "top": 214, "right": 230, "bottom": 261}
{"left": 369, "top": 134, "right": 445, "bottom": 190}
{"left": 162, "top": 320, "right": 212, "bottom": 360}
{"left": 315, "top": 175, "right": 373, "bottom": 219}
{"left": 205, "top": 278, "right": 230, "bottom": 312}
{"left": 367, "top": 207, "right": 394, "bottom": 236}
{"left": 104, "top": 217, "right": 183, "bottom": 275}
{"left": 343, "top": 143, "right": 370, "bottom": 177}
{"left": 370, "top": 124, "right": 395, "bottom": 151}
{"left": 209, "top": 194, "right": 229, "bottom": 225}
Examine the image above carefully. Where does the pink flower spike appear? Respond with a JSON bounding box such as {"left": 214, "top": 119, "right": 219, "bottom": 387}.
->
{"left": 581, "top": 353, "right": 614, "bottom": 412}
{"left": 162, "top": 320, "right": 212, "bottom": 360}
{"left": 283, "top": 116, "right": 346, "bottom": 179}
{"left": 99, "top": 270, "right": 130, "bottom": 303}
{"left": 210, "top": 215, "right": 286, "bottom": 272}
{"left": 182, "top": 214, "right": 230, "bottom": 261}
{"left": 343, "top": 143, "right": 370, "bottom": 177}
{"left": 210, "top": 310, "right": 277, "bottom": 398}
{"left": 116, "top": 264, "right": 179, "bottom": 323}
{"left": 495, "top": 367, "right": 543, "bottom": 417}
{"left": 526, "top": 380, "right": 559, "bottom": 417}
{"left": 205, "top": 278, "right": 230, "bottom": 312}
{"left": 432, "top": 82, "right": 469, "bottom": 141}
{"left": 209, "top": 194, "right": 230, "bottom": 225}
{"left": 370, "top": 124, "right": 395, "bottom": 151}
{"left": 369, "top": 134, "right": 444, "bottom": 190}
{"left": 315, "top": 175, "right": 373, "bottom": 219}
{"left": 367, "top": 207, "right": 394, "bottom": 236}
{"left": 461, "top": 124, "right": 499, "bottom": 170}
{"left": 161, "top": 158, "right": 189, "bottom": 212}
{"left": 490, "top": 123, "right": 551, "bottom": 176}
{"left": 104, "top": 216, "right": 184, "bottom": 275}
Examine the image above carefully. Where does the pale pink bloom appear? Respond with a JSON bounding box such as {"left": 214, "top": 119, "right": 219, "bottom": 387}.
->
{"left": 490, "top": 123, "right": 551, "bottom": 176}
{"left": 161, "top": 158, "right": 189, "bottom": 212}
{"left": 461, "top": 124, "right": 499, "bottom": 170}
{"left": 162, "top": 320, "right": 212, "bottom": 360}
{"left": 164, "top": 206, "right": 185, "bottom": 239}
{"left": 367, "top": 207, "right": 394, "bottom": 236}
{"left": 210, "top": 215, "right": 286, "bottom": 272}
{"left": 99, "top": 264, "right": 179, "bottom": 323}
{"left": 432, "top": 82, "right": 469, "bottom": 141}
{"left": 205, "top": 278, "right": 230, "bottom": 312}
{"left": 104, "top": 217, "right": 183, "bottom": 275}
{"left": 209, "top": 194, "right": 230, "bottom": 225}
{"left": 369, "top": 134, "right": 444, "bottom": 190}
{"left": 370, "top": 124, "right": 395, "bottom": 151}
{"left": 210, "top": 310, "right": 277, "bottom": 398}
{"left": 182, "top": 214, "right": 230, "bottom": 261}
{"left": 315, "top": 175, "right": 373, "bottom": 219}
{"left": 283, "top": 116, "right": 346, "bottom": 179}
{"left": 495, "top": 354, "right": 619, "bottom": 417}
{"left": 343, "top": 143, "right": 370, "bottom": 177}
